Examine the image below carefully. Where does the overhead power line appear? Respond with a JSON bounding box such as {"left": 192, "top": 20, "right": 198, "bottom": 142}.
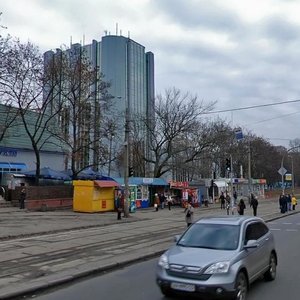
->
{"left": 204, "top": 99, "right": 300, "bottom": 114}
{"left": 245, "top": 110, "right": 300, "bottom": 126}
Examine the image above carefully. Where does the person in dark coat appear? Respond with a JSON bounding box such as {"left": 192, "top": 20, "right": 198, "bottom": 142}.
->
{"left": 19, "top": 184, "right": 26, "bottom": 209}
{"left": 115, "top": 192, "right": 123, "bottom": 220}
{"left": 237, "top": 199, "right": 246, "bottom": 215}
{"left": 279, "top": 194, "right": 287, "bottom": 213}
{"left": 250, "top": 194, "right": 258, "bottom": 216}
{"left": 219, "top": 192, "right": 225, "bottom": 209}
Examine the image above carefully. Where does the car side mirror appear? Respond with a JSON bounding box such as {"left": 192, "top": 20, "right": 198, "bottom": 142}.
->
{"left": 174, "top": 235, "right": 181, "bottom": 243}
{"left": 244, "top": 239, "right": 259, "bottom": 249}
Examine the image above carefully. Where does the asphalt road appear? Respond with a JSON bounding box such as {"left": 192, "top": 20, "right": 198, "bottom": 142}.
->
{"left": 31, "top": 213, "right": 300, "bottom": 300}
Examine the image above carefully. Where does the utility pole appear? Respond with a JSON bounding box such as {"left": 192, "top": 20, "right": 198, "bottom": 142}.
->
{"left": 230, "top": 154, "right": 233, "bottom": 198}
{"left": 291, "top": 155, "right": 295, "bottom": 193}
{"left": 123, "top": 107, "right": 130, "bottom": 217}
{"left": 248, "top": 142, "right": 252, "bottom": 196}
{"left": 108, "top": 132, "right": 114, "bottom": 176}
{"left": 279, "top": 146, "right": 300, "bottom": 195}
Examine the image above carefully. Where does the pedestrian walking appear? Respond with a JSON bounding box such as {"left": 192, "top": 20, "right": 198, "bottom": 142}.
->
{"left": 250, "top": 194, "right": 258, "bottom": 216}
{"left": 184, "top": 202, "right": 194, "bottom": 227}
{"left": 292, "top": 194, "right": 297, "bottom": 211}
{"left": 225, "top": 193, "right": 231, "bottom": 215}
{"left": 167, "top": 195, "right": 172, "bottom": 210}
{"left": 237, "top": 199, "right": 246, "bottom": 215}
{"left": 279, "top": 194, "right": 287, "bottom": 213}
{"left": 233, "top": 190, "right": 238, "bottom": 205}
{"left": 160, "top": 193, "right": 166, "bottom": 209}
{"left": 115, "top": 192, "right": 123, "bottom": 220}
{"left": 230, "top": 195, "right": 237, "bottom": 215}
{"left": 219, "top": 192, "right": 225, "bottom": 209}
{"left": 154, "top": 193, "right": 160, "bottom": 211}
{"left": 287, "top": 194, "right": 292, "bottom": 211}
{"left": 19, "top": 184, "right": 26, "bottom": 209}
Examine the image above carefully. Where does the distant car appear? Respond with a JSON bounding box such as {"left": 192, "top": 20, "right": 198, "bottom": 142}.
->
{"left": 156, "top": 216, "right": 277, "bottom": 300}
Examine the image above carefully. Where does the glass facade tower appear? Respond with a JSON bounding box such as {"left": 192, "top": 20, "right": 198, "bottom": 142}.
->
{"left": 44, "top": 34, "right": 155, "bottom": 176}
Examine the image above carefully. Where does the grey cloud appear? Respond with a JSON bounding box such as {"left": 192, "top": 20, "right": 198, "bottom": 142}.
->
{"left": 152, "top": 0, "right": 243, "bottom": 33}
{"left": 260, "top": 15, "right": 300, "bottom": 43}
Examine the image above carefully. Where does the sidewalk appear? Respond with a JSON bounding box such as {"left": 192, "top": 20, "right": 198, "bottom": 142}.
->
{"left": 0, "top": 198, "right": 297, "bottom": 299}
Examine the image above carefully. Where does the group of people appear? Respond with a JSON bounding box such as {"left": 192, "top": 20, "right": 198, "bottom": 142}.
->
{"left": 115, "top": 189, "right": 298, "bottom": 223}
{"left": 154, "top": 193, "right": 173, "bottom": 211}
{"left": 115, "top": 192, "right": 175, "bottom": 220}
{"left": 219, "top": 191, "right": 258, "bottom": 216}
{"left": 279, "top": 193, "right": 297, "bottom": 213}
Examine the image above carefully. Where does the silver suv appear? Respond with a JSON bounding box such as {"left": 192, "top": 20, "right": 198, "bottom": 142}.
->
{"left": 156, "top": 216, "right": 277, "bottom": 299}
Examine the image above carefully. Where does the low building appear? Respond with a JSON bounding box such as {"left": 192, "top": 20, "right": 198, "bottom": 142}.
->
{"left": 0, "top": 104, "right": 66, "bottom": 186}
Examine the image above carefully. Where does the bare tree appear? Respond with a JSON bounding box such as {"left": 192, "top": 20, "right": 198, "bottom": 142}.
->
{"left": 0, "top": 38, "right": 64, "bottom": 184}
{"left": 45, "top": 46, "right": 115, "bottom": 179}
{"left": 136, "top": 88, "right": 216, "bottom": 178}
{"left": 289, "top": 138, "right": 300, "bottom": 150}
{"left": 0, "top": 35, "right": 22, "bottom": 140}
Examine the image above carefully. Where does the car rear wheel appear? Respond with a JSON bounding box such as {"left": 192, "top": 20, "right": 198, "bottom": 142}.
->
{"left": 264, "top": 253, "right": 277, "bottom": 281}
{"left": 233, "top": 271, "right": 247, "bottom": 300}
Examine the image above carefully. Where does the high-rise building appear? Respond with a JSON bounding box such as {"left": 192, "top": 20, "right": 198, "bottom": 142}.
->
{"left": 44, "top": 34, "right": 155, "bottom": 176}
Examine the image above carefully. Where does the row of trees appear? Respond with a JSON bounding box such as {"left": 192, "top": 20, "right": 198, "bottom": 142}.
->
{"left": 129, "top": 88, "right": 300, "bottom": 187}
{"left": 0, "top": 32, "right": 120, "bottom": 184}
{"left": 0, "top": 24, "right": 299, "bottom": 186}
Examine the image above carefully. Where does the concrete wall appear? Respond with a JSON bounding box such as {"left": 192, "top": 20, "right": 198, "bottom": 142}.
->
{"left": 10, "top": 185, "right": 73, "bottom": 211}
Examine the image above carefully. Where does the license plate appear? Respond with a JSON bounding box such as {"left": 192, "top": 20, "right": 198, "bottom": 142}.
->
{"left": 170, "top": 282, "right": 195, "bottom": 292}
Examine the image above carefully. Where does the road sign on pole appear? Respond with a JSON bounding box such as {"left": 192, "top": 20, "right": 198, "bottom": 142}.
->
{"left": 235, "top": 128, "right": 244, "bottom": 141}
{"left": 278, "top": 166, "right": 287, "bottom": 195}
{"left": 278, "top": 167, "right": 287, "bottom": 176}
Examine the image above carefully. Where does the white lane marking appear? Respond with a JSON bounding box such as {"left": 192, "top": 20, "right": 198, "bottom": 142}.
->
{"left": 283, "top": 223, "right": 292, "bottom": 225}
{"left": 286, "top": 229, "right": 298, "bottom": 232}
{"left": 270, "top": 228, "right": 281, "bottom": 231}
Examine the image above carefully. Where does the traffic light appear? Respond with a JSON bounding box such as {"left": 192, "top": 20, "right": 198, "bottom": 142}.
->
{"left": 225, "top": 158, "right": 231, "bottom": 171}
{"left": 129, "top": 166, "right": 134, "bottom": 177}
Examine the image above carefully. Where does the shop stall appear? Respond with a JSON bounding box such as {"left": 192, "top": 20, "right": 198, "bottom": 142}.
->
{"left": 113, "top": 177, "right": 169, "bottom": 209}
{"left": 73, "top": 180, "right": 119, "bottom": 213}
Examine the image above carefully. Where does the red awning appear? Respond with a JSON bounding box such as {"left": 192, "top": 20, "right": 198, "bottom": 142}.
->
{"left": 94, "top": 180, "right": 119, "bottom": 188}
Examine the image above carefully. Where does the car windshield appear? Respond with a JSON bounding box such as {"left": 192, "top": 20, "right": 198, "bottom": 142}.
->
{"left": 177, "top": 223, "right": 240, "bottom": 250}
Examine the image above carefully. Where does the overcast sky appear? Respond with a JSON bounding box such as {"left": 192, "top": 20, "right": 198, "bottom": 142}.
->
{"left": 1, "top": 0, "right": 300, "bottom": 147}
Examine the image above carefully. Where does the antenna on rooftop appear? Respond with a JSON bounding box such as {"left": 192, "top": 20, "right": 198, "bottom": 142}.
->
{"left": 83, "top": 34, "right": 85, "bottom": 46}
{"left": 70, "top": 36, "right": 72, "bottom": 47}
{"left": 128, "top": 31, "right": 130, "bottom": 38}
{"left": 116, "top": 22, "right": 118, "bottom": 35}
{"left": 104, "top": 30, "right": 108, "bottom": 36}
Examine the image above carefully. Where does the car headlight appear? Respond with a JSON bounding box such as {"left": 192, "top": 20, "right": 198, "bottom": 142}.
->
{"left": 204, "top": 261, "right": 230, "bottom": 274}
{"left": 158, "top": 254, "right": 169, "bottom": 269}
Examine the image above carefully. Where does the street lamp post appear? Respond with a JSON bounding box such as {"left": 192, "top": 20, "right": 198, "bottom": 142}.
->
{"left": 291, "top": 155, "right": 295, "bottom": 193}
{"left": 248, "top": 142, "right": 252, "bottom": 196}
{"left": 108, "top": 133, "right": 114, "bottom": 176}
{"left": 230, "top": 154, "right": 233, "bottom": 198}
{"left": 280, "top": 156, "right": 286, "bottom": 195}
{"left": 280, "top": 146, "right": 300, "bottom": 195}
{"left": 123, "top": 107, "right": 130, "bottom": 217}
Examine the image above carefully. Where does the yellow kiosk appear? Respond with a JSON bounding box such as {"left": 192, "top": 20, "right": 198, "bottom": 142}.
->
{"left": 73, "top": 180, "right": 119, "bottom": 212}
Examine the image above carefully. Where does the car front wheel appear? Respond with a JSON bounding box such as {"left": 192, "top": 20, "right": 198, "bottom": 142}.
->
{"left": 160, "top": 287, "right": 174, "bottom": 298}
{"left": 233, "top": 271, "right": 247, "bottom": 300}
{"left": 264, "top": 253, "right": 277, "bottom": 281}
